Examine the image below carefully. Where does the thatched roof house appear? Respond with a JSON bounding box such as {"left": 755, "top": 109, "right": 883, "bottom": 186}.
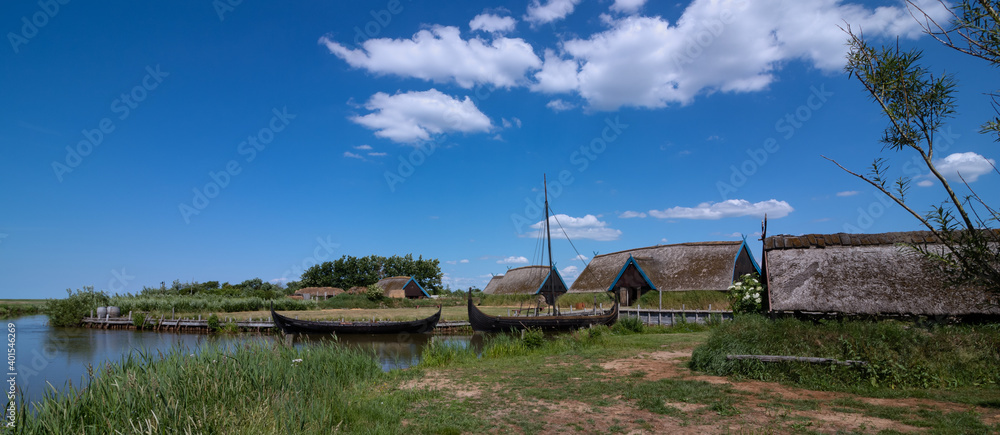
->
{"left": 763, "top": 231, "right": 999, "bottom": 316}
{"left": 482, "top": 275, "right": 504, "bottom": 295}
{"left": 488, "top": 265, "right": 568, "bottom": 305}
{"left": 375, "top": 276, "right": 430, "bottom": 299}
{"left": 570, "top": 240, "right": 760, "bottom": 305}
{"left": 294, "top": 287, "right": 344, "bottom": 300}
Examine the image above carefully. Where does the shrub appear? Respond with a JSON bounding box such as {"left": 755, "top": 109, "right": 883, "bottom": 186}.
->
{"left": 45, "top": 287, "right": 110, "bottom": 327}
{"left": 132, "top": 313, "right": 147, "bottom": 330}
{"left": 613, "top": 316, "right": 645, "bottom": 334}
{"left": 365, "top": 284, "right": 384, "bottom": 302}
{"left": 522, "top": 328, "right": 545, "bottom": 349}
{"left": 207, "top": 314, "right": 221, "bottom": 332}
{"left": 727, "top": 274, "right": 764, "bottom": 315}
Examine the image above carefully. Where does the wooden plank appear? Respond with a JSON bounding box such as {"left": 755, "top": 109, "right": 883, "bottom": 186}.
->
{"left": 726, "top": 354, "right": 868, "bottom": 366}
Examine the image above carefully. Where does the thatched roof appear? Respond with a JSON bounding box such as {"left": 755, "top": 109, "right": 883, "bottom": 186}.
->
{"left": 489, "top": 266, "right": 567, "bottom": 296}
{"left": 294, "top": 287, "right": 344, "bottom": 297}
{"left": 570, "top": 241, "right": 759, "bottom": 293}
{"left": 375, "top": 276, "right": 430, "bottom": 298}
{"left": 764, "top": 231, "right": 999, "bottom": 315}
{"left": 482, "top": 275, "right": 504, "bottom": 294}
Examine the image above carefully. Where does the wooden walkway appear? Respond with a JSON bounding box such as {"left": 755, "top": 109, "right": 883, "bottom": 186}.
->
{"left": 619, "top": 307, "right": 733, "bottom": 326}
{"left": 81, "top": 314, "right": 470, "bottom": 332}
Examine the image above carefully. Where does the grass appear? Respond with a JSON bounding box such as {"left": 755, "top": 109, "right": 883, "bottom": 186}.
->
{"left": 690, "top": 315, "right": 1000, "bottom": 396}
{"left": 0, "top": 300, "right": 44, "bottom": 318}
{"left": 634, "top": 290, "right": 730, "bottom": 310}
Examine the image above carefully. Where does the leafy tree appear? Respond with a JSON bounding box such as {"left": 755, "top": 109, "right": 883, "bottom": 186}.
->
{"left": 45, "top": 286, "right": 109, "bottom": 327}
{"left": 827, "top": 1, "right": 1000, "bottom": 296}
{"left": 299, "top": 254, "right": 444, "bottom": 292}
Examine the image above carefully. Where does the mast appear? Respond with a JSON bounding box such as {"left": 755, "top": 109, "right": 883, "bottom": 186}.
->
{"left": 543, "top": 174, "right": 556, "bottom": 314}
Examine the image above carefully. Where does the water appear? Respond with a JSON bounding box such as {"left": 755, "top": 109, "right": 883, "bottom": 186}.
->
{"left": 7, "top": 315, "right": 476, "bottom": 408}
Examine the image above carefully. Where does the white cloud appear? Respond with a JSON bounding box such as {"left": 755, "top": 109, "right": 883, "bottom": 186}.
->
{"left": 354, "top": 144, "right": 373, "bottom": 150}
{"left": 525, "top": 214, "right": 622, "bottom": 241}
{"left": 531, "top": 49, "right": 580, "bottom": 93}
{"left": 649, "top": 199, "right": 794, "bottom": 220}
{"left": 618, "top": 210, "right": 647, "bottom": 218}
{"left": 610, "top": 0, "right": 646, "bottom": 14}
{"left": 555, "top": 0, "right": 948, "bottom": 110}
{"left": 497, "top": 256, "right": 529, "bottom": 264}
{"left": 917, "top": 179, "right": 935, "bottom": 187}
{"left": 470, "top": 13, "right": 517, "bottom": 33}
{"left": 546, "top": 99, "right": 576, "bottom": 112}
{"left": 460, "top": 259, "right": 470, "bottom": 264}
{"left": 319, "top": 26, "right": 541, "bottom": 88}
{"left": 501, "top": 117, "right": 523, "bottom": 128}
{"left": 350, "top": 89, "right": 492, "bottom": 143}
{"left": 572, "top": 254, "right": 588, "bottom": 261}
{"left": 368, "top": 152, "right": 387, "bottom": 157}
{"left": 932, "top": 152, "right": 996, "bottom": 183}
{"left": 525, "top": 0, "right": 581, "bottom": 25}
{"left": 343, "top": 151, "right": 364, "bottom": 159}
{"left": 836, "top": 190, "right": 859, "bottom": 197}
{"left": 660, "top": 238, "right": 668, "bottom": 243}
{"left": 560, "top": 265, "right": 580, "bottom": 278}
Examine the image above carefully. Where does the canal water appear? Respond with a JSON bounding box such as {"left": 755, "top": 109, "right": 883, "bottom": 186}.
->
{"left": 8, "top": 315, "right": 477, "bottom": 408}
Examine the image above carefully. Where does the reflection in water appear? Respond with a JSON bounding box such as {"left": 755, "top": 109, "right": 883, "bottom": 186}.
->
{"left": 9, "top": 315, "right": 474, "bottom": 408}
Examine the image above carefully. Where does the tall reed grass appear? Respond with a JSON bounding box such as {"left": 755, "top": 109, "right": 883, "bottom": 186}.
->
{"left": 15, "top": 341, "right": 403, "bottom": 433}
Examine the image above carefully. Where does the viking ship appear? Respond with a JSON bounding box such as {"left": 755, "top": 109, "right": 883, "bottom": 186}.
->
{"left": 270, "top": 305, "right": 440, "bottom": 334}
{"left": 468, "top": 175, "right": 619, "bottom": 332}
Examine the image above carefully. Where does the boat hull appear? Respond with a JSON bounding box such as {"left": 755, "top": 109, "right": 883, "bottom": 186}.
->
{"left": 467, "top": 292, "right": 618, "bottom": 333}
{"left": 270, "top": 306, "right": 441, "bottom": 334}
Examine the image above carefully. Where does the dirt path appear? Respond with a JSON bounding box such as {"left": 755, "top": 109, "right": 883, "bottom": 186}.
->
{"left": 404, "top": 346, "right": 1000, "bottom": 434}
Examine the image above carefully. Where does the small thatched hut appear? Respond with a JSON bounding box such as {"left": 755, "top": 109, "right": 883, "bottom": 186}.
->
{"left": 488, "top": 265, "right": 568, "bottom": 305}
{"left": 570, "top": 240, "right": 760, "bottom": 305}
{"left": 294, "top": 287, "right": 344, "bottom": 300}
{"left": 375, "top": 276, "right": 430, "bottom": 299}
{"left": 763, "top": 231, "right": 999, "bottom": 317}
{"left": 482, "top": 275, "right": 504, "bottom": 295}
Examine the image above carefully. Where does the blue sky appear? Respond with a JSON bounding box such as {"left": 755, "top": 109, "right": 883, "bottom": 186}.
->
{"left": 2, "top": 0, "right": 997, "bottom": 298}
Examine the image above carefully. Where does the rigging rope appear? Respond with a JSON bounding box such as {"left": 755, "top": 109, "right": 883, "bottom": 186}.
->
{"left": 550, "top": 207, "right": 590, "bottom": 268}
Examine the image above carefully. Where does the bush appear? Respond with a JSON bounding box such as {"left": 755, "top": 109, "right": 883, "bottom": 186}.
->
{"left": 207, "top": 314, "right": 221, "bottom": 332}
{"left": 365, "top": 284, "right": 384, "bottom": 302}
{"left": 613, "top": 316, "right": 645, "bottom": 334}
{"left": 132, "top": 312, "right": 147, "bottom": 330}
{"left": 45, "top": 287, "right": 110, "bottom": 327}
{"left": 522, "top": 328, "right": 545, "bottom": 349}
{"left": 727, "top": 274, "right": 764, "bottom": 315}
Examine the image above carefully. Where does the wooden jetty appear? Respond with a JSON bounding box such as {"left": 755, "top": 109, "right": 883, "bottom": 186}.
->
{"left": 81, "top": 311, "right": 470, "bottom": 333}
{"left": 619, "top": 306, "right": 733, "bottom": 326}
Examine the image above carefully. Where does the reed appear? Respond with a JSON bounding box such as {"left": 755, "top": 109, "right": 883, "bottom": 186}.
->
{"left": 15, "top": 341, "right": 402, "bottom": 433}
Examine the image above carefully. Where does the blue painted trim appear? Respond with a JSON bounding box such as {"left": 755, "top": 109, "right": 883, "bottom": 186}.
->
{"left": 736, "top": 237, "right": 762, "bottom": 276}
{"left": 405, "top": 276, "right": 431, "bottom": 298}
{"left": 533, "top": 267, "right": 568, "bottom": 295}
{"left": 606, "top": 255, "right": 657, "bottom": 293}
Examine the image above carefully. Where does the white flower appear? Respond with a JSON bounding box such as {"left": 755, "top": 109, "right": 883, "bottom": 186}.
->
{"left": 292, "top": 358, "right": 303, "bottom": 363}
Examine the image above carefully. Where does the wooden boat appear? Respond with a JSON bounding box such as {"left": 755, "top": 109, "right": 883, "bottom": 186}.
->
{"left": 467, "top": 289, "right": 618, "bottom": 332}
{"left": 467, "top": 174, "right": 619, "bottom": 332}
{"left": 270, "top": 305, "right": 441, "bottom": 334}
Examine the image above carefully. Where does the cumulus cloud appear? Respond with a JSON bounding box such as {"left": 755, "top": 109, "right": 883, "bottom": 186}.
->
{"left": 649, "top": 199, "right": 794, "bottom": 220}
{"left": 525, "top": 0, "right": 581, "bottom": 25}
{"left": 554, "top": 0, "right": 948, "bottom": 110}
{"left": 917, "top": 179, "right": 935, "bottom": 187}
{"left": 353, "top": 144, "right": 373, "bottom": 150}
{"left": 546, "top": 99, "right": 576, "bottom": 112}
{"left": 470, "top": 13, "right": 517, "bottom": 33}
{"left": 836, "top": 190, "right": 859, "bottom": 197}
{"left": 572, "top": 254, "right": 588, "bottom": 261}
{"left": 560, "top": 265, "right": 580, "bottom": 279}
{"left": 932, "top": 152, "right": 996, "bottom": 183}
{"left": 525, "top": 214, "right": 622, "bottom": 241}
{"left": 319, "top": 26, "right": 540, "bottom": 88}
{"left": 350, "top": 89, "right": 492, "bottom": 143}
{"left": 618, "top": 210, "right": 647, "bottom": 218}
{"left": 531, "top": 49, "right": 580, "bottom": 93}
{"left": 498, "top": 256, "right": 529, "bottom": 264}
{"left": 610, "top": 0, "right": 647, "bottom": 14}
{"left": 343, "top": 151, "right": 363, "bottom": 159}
{"left": 460, "top": 259, "right": 470, "bottom": 263}
{"left": 368, "top": 152, "right": 387, "bottom": 157}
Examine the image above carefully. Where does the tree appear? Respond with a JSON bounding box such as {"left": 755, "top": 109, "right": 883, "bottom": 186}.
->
{"left": 298, "top": 254, "right": 444, "bottom": 292}
{"left": 826, "top": 1, "right": 1000, "bottom": 296}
